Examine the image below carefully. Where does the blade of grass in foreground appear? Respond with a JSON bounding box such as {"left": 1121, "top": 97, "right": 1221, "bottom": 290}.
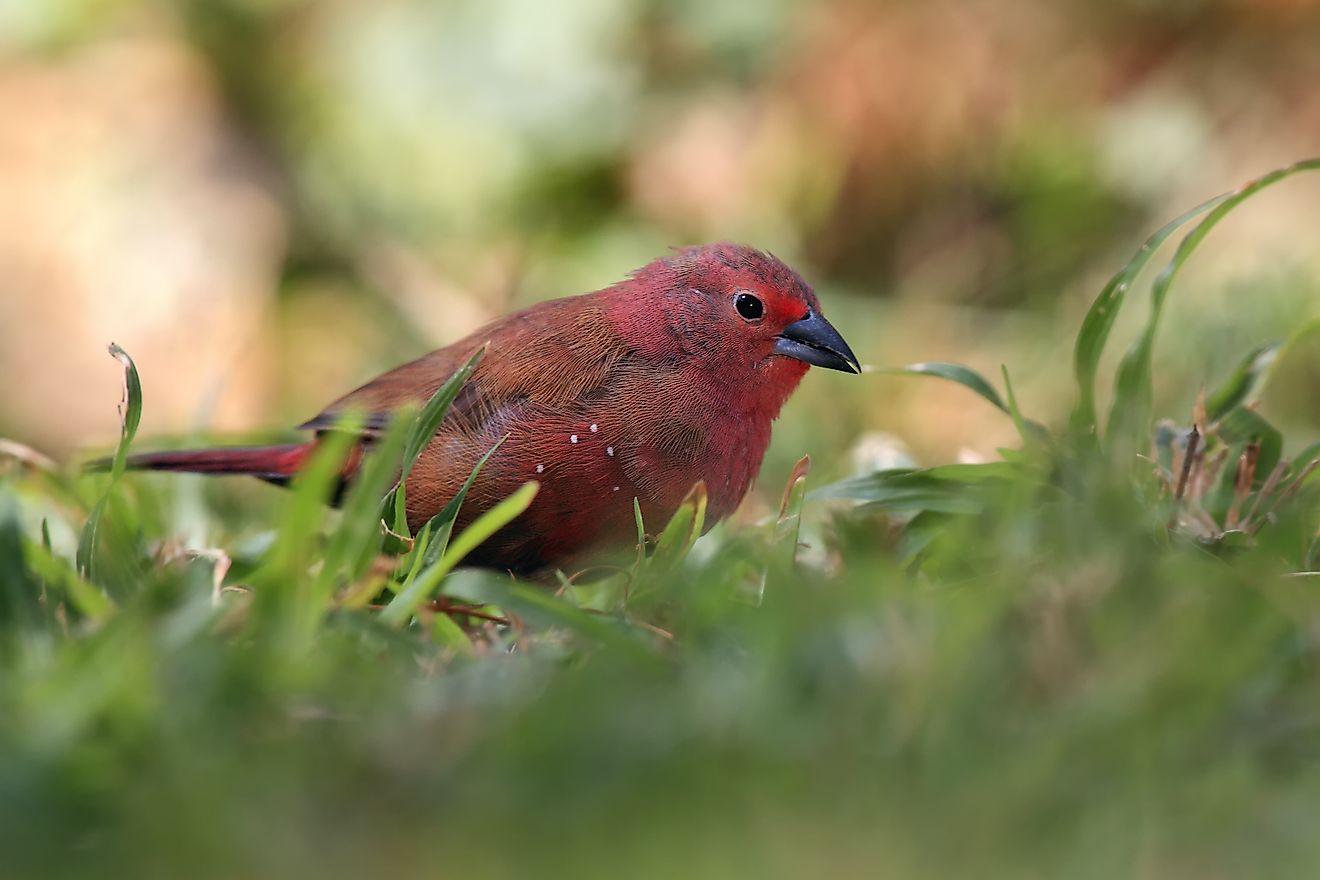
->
{"left": 251, "top": 420, "right": 360, "bottom": 635}
{"left": 75, "top": 343, "right": 141, "bottom": 591}
{"left": 373, "top": 434, "right": 509, "bottom": 611}
{"left": 775, "top": 456, "right": 811, "bottom": 570}
{"left": 647, "top": 481, "right": 708, "bottom": 575}
{"left": 1069, "top": 194, "right": 1226, "bottom": 442}
{"left": 442, "top": 570, "right": 660, "bottom": 658}
{"left": 384, "top": 345, "right": 486, "bottom": 539}
{"left": 1106, "top": 159, "right": 1320, "bottom": 456}
{"left": 1204, "top": 341, "right": 1282, "bottom": 423}
{"left": 412, "top": 434, "right": 510, "bottom": 571}
{"left": 874, "top": 361, "right": 1047, "bottom": 444}
{"left": 315, "top": 407, "right": 415, "bottom": 601}
{"left": 1001, "top": 365, "right": 1049, "bottom": 447}
{"left": 1214, "top": 316, "right": 1320, "bottom": 430}
{"left": 872, "top": 362, "right": 1009, "bottom": 414}
{"left": 810, "top": 464, "right": 1017, "bottom": 514}
{"left": 380, "top": 481, "right": 538, "bottom": 627}
{"left": 24, "top": 537, "right": 112, "bottom": 623}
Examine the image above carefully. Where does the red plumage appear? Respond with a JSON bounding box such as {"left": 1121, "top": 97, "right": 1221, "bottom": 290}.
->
{"left": 124, "top": 244, "right": 858, "bottom": 574}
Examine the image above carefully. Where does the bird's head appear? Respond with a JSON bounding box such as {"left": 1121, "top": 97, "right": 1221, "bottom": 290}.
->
{"left": 612, "top": 243, "right": 859, "bottom": 391}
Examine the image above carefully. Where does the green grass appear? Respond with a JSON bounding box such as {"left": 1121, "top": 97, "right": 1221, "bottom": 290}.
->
{"left": 3, "top": 161, "right": 1320, "bottom": 879}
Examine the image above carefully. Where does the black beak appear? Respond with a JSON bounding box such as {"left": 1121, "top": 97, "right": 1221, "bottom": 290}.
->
{"left": 774, "top": 310, "right": 860, "bottom": 374}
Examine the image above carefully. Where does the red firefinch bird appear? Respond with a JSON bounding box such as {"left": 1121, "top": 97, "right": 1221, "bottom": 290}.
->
{"left": 123, "top": 243, "right": 858, "bottom": 573}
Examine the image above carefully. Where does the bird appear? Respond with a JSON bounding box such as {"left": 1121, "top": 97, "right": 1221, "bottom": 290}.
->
{"left": 120, "top": 243, "right": 859, "bottom": 574}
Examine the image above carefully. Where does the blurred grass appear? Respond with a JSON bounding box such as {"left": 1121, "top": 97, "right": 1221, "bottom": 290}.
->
{"left": 4, "top": 163, "right": 1320, "bottom": 879}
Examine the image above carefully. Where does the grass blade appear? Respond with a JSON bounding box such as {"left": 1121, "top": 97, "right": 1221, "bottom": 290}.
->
{"left": 1215, "top": 407, "right": 1283, "bottom": 487}
{"left": 775, "top": 456, "right": 811, "bottom": 569}
{"left": 1001, "top": 365, "right": 1050, "bottom": 447}
{"left": 316, "top": 408, "right": 416, "bottom": 601}
{"left": 24, "top": 538, "right": 112, "bottom": 622}
{"left": 648, "top": 481, "right": 708, "bottom": 574}
{"left": 380, "top": 481, "right": 539, "bottom": 627}
{"left": 1070, "top": 195, "right": 1227, "bottom": 440}
{"left": 76, "top": 343, "right": 142, "bottom": 584}
{"left": 444, "top": 571, "right": 658, "bottom": 658}
{"left": 249, "top": 419, "right": 361, "bottom": 630}
{"left": 810, "top": 465, "right": 1012, "bottom": 515}
{"left": 874, "top": 362, "right": 1009, "bottom": 414}
{"left": 633, "top": 497, "right": 647, "bottom": 570}
{"left": 384, "top": 346, "right": 486, "bottom": 537}
{"left": 1106, "top": 159, "right": 1320, "bottom": 455}
{"left": 414, "top": 434, "right": 510, "bottom": 571}
{"left": 1205, "top": 342, "right": 1282, "bottom": 423}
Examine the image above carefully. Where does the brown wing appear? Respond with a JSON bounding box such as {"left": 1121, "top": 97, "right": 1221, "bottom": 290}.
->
{"left": 299, "top": 292, "right": 631, "bottom": 435}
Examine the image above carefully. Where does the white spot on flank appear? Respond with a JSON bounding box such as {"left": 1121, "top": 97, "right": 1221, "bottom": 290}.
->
{"left": 570, "top": 434, "right": 578, "bottom": 443}
{"left": 590, "top": 423, "right": 598, "bottom": 432}
{"left": 607, "top": 446, "right": 614, "bottom": 456}
{"left": 536, "top": 464, "right": 544, "bottom": 473}
{"left": 613, "top": 486, "right": 620, "bottom": 492}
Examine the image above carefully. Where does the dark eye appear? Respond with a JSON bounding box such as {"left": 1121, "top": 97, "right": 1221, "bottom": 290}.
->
{"left": 734, "top": 292, "right": 764, "bottom": 321}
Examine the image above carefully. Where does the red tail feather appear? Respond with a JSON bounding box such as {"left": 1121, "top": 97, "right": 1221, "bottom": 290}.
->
{"left": 121, "top": 444, "right": 314, "bottom": 486}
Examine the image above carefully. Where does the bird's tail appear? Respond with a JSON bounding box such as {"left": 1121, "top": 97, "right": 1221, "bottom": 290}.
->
{"left": 91, "top": 444, "right": 316, "bottom": 488}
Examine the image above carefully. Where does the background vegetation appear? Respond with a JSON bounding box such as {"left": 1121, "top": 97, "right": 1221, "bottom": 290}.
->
{"left": 3, "top": 2, "right": 1320, "bottom": 877}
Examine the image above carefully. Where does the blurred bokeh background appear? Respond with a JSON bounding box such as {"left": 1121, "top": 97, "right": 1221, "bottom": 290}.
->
{"left": 2, "top": 0, "right": 1319, "bottom": 492}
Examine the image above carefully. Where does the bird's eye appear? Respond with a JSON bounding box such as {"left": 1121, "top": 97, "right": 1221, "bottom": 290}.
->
{"left": 734, "top": 292, "right": 764, "bottom": 321}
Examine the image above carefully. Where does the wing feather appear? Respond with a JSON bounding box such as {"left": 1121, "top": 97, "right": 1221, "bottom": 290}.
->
{"left": 299, "top": 294, "right": 635, "bottom": 443}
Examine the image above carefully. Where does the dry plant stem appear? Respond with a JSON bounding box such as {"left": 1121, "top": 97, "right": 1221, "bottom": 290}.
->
{"left": 1226, "top": 443, "right": 1260, "bottom": 531}
{"left": 1143, "top": 455, "right": 1174, "bottom": 494}
{"left": 381, "top": 522, "right": 414, "bottom": 549}
{"left": 1182, "top": 446, "right": 1210, "bottom": 530}
{"left": 424, "top": 598, "right": 509, "bottom": 625}
{"left": 1244, "top": 459, "right": 1289, "bottom": 532}
{"left": 195, "top": 550, "right": 232, "bottom": 606}
{"left": 626, "top": 619, "right": 675, "bottom": 641}
{"left": 578, "top": 606, "right": 676, "bottom": 641}
{"left": 1280, "top": 459, "right": 1320, "bottom": 501}
{"left": 367, "top": 600, "right": 510, "bottom": 625}
{"left": 1168, "top": 424, "right": 1201, "bottom": 530}
{"left": 0, "top": 439, "right": 58, "bottom": 472}
{"left": 1188, "top": 446, "right": 1205, "bottom": 498}
{"left": 554, "top": 565, "right": 634, "bottom": 598}
{"left": 1197, "top": 448, "right": 1230, "bottom": 502}
{"left": 1247, "top": 458, "right": 1320, "bottom": 536}
{"left": 1193, "top": 509, "right": 1221, "bottom": 537}
{"left": 777, "top": 455, "right": 811, "bottom": 521}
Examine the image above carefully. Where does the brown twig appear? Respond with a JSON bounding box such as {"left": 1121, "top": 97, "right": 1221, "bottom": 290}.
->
{"left": 1226, "top": 443, "right": 1260, "bottom": 531}
{"left": 1196, "top": 447, "right": 1230, "bottom": 502}
{"left": 553, "top": 565, "right": 633, "bottom": 598}
{"left": 380, "top": 522, "right": 415, "bottom": 549}
{"left": 424, "top": 600, "right": 510, "bottom": 625}
{"left": 1280, "top": 459, "right": 1320, "bottom": 501}
{"left": 1244, "top": 459, "right": 1289, "bottom": 532}
{"left": 367, "top": 600, "right": 510, "bottom": 626}
{"left": 627, "top": 619, "right": 676, "bottom": 641}
{"left": 1168, "top": 424, "right": 1201, "bottom": 530}
{"left": 0, "top": 438, "right": 58, "bottom": 472}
